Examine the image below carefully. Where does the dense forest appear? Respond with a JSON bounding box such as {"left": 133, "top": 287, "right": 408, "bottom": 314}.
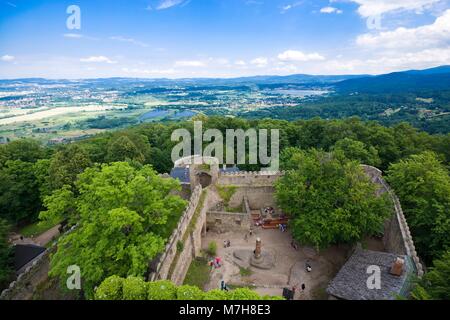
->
{"left": 241, "top": 91, "right": 450, "bottom": 134}
{"left": 0, "top": 116, "right": 449, "bottom": 299}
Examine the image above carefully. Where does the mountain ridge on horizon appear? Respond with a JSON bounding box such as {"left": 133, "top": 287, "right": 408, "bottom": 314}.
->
{"left": 1, "top": 65, "right": 449, "bottom": 83}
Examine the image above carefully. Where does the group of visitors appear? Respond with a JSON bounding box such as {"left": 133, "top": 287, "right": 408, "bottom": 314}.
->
{"left": 209, "top": 257, "right": 223, "bottom": 270}
{"left": 263, "top": 206, "right": 275, "bottom": 216}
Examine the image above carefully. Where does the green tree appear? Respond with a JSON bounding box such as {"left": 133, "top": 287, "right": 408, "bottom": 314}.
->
{"left": 48, "top": 144, "right": 92, "bottom": 191}
{"left": 48, "top": 162, "right": 187, "bottom": 298}
{"left": 230, "top": 288, "right": 262, "bottom": 300}
{"left": 204, "top": 289, "right": 229, "bottom": 300}
{"left": 0, "top": 219, "right": 12, "bottom": 288}
{"left": 387, "top": 152, "right": 450, "bottom": 264}
{"left": 94, "top": 275, "right": 124, "bottom": 300}
{"left": 176, "top": 285, "right": 205, "bottom": 300}
{"left": 332, "top": 138, "right": 381, "bottom": 167}
{"left": 39, "top": 185, "right": 76, "bottom": 224}
{"left": 0, "top": 139, "right": 45, "bottom": 166}
{"left": 148, "top": 280, "right": 177, "bottom": 300}
{"left": 275, "top": 149, "right": 392, "bottom": 249}
{"left": 106, "top": 135, "right": 145, "bottom": 164}
{"left": 33, "top": 159, "right": 52, "bottom": 199}
{"left": 122, "top": 276, "right": 148, "bottom": 300}
{"left": 412, "top": 251, "right": 450, "bottom": 300}
{"left": 0, "top": 160, "right": 41, "bottom": 224}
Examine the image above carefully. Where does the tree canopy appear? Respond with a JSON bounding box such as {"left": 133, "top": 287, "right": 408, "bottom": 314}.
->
{"left": 275, "top": 149, "right": 392, "bottom": 249}
{"left": 387, "top": 152, "right": 450, "bottom": 264}
{"left": 47, "top": 162, "right": 187, "bottom": 298}
{"left": 0, "top": 219, "right": 12, "bottom": 288}
{"left": 412, "top": 250, "right": 450, "bottom": 300}
{"left": 94, "top": 276, "right": 283, "bottom": 300}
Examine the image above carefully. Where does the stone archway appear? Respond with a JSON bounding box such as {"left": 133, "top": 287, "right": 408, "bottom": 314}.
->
{"left": 198, "top": 172, "right": 212, "bottom": 188}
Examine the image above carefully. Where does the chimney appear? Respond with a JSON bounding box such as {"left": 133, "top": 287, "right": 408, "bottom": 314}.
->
{"left": 390, "top": 257, "right": 405, "bottom": 276}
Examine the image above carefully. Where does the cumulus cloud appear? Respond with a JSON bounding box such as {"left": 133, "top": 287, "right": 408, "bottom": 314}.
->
{"left": 1, "top": 55, "right": 15, "bottom": 62}
{"left": 346, "top": 0, "right": 442, "bottom": 17}
{"left": 80, "top": 56, "right": 117, "bottom": 64}
{"left": 174, "top": 60, "right": 206, "bottom": 67}
{"left": 320, "top": 7, "right": 343, "bottom": 14}
{"left": 356, "top": 9, "right": 450, "bottom": 50}
{"left": 278, "top": 50, "right": 325, "bottom": 62}
{"left": 251, "top": 57, "right": 268, "bottom": 67}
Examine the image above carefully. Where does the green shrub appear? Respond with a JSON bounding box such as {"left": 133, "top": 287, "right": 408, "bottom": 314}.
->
{"left": 217, "top": 185, "right": 237, "bottom": 204}
{"left": 204, "top": 289, "right": 230, "bottom": 300}
{"left": 207, "top": 241, "right": 217, "bottom": 256}
{"left": 94, "top": 275, "right": 124, "bottom": 300}
{"left": 122, "top": 276, "right": 148, "bottom": 300}
{"left": 177, "top": 285, "right": 205, "bottom": 300}
{"left": 148, "top": 280, "right": 177, "bottom": 300}
{"left": 177, "top": 241, "right": 184, "bottom": 252}
{"left": 262, "top": 295, "right": 285, "bottom": 300}
{"left": 239, "top": 267, "right": 252, "bottom": 277}
{"left": 230, "top": 288, "right": 262, "bottom": 300}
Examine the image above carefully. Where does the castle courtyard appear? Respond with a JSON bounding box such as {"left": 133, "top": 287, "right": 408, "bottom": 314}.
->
{"left": 202, "top": 227, "right": 351, "bottom": 300}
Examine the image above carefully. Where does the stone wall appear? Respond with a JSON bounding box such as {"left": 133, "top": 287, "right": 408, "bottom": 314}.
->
{"left": 361, "top": 165, "right": 424, "bottom": 277}
{"left": 218, "top": 171, "right": 284, "bottom": 186}
{"left": 148, "top": 186, "right": 219, "bottom": 285}
{"left": 0, "top": 250, "right": 49, "bottom": 300}
{"left": 148, "top": 186, "right": 203, "bottom": 282}
{"left": 169, "top": 188, "right": 213, "bottom": 285}
{"left": 227, "top": 186, "right": 280, "bottom": 211}
{"left": 0, "top": 224, "right": 78, "bottom": 301}
{"left": 207, "top": 211, "right": 251, "bottom": 233}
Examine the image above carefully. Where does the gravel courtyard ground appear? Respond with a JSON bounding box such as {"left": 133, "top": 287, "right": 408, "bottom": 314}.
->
{"left": 202, "top": 228, "right": 351, "bottom": 300}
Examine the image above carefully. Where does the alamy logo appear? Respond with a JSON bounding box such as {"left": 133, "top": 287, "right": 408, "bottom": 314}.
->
{"left": 66, "top": 265, "right": 81, "bottom": 290}
{"left": 171, "top": 121, "right": 280, "bottom": 171}
{"left": 367, "top": 15, "right": 382, "bottom": 30}
{"left": 366, "top": 265, "right": 381, "bottom": 290}
{"left": 66, "top": 5, "right": 81, "bottom": 30}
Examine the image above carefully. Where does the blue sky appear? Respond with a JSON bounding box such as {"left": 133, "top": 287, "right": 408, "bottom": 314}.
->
{"left": 0, "top": 0, "right": 449, "bottom": 78}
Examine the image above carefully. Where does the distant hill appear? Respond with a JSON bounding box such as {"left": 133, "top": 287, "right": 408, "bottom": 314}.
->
{"left": 335, "top": 65, "right": 450, "bottom": 93}
{"left": 0, "top": 74, "right": 367, "bottom": 87}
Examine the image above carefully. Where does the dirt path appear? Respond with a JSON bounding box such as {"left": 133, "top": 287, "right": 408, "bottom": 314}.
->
{"left": 9, "top": 224, "right": 61, "bottom": 247}
{"left": 34, "top": 225, "right": 61, "bottom": 246}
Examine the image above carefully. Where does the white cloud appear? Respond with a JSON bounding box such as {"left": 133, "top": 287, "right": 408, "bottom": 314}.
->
{"left": 277, "top": 50, "right": 325, "bottom": 62}
{"left": 251, "top": 57, "right": 268, "bottom": 67}
{"left": 235, "top": 60, "right": 247, "bottom": 66}
{"left": 110, "top": 36, "right": 149, "bottom": 48}
{"left": 156, "top": 0, "right": 188, "bottom": 10}
{"left": 1, "top": 55, "right": 15, "bottom": 62}
{"left": 280, "top": 2, "right": 302, "bottom": 13}
{"left": 357, "top": 9, "right": 450, "bottom": 50}
{"left": 174, "top": 60, "right": 206, "bottom": 67}
{"left": 122, "top": 67, "right": 176, "bottom": 76}
{"left": 346, "top": 0, "right": 442, "bottom": 17}
{"left": 63, "top": 33, "right": 98, "bottom": 40}
{"left": 320, "top": 7, "right": 343, "bottom": 14}
{"left": 80, "top": 56, "right": 117, "bottom": 64}
{"left": 64, "top": 33, "right": 83, "bottom": 39}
